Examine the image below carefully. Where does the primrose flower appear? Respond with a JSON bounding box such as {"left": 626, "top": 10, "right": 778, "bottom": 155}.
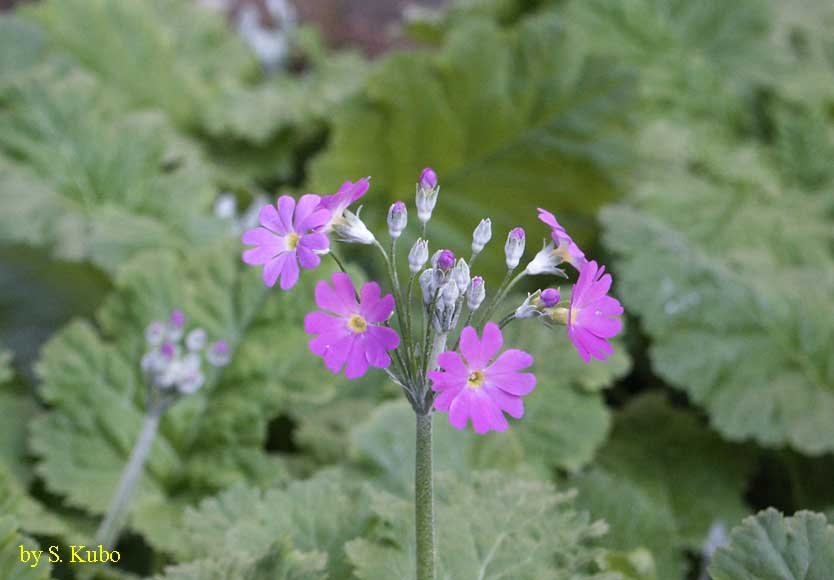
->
{"left": 319, "top": 177, "right": 370, "bottom": 231}
{"left": 537, "top": 208, "right": 587, "bottom": 270}
{"left": 305, "top": 272, "right": 401, "bottom": 379}
{"left": 565, "top": 261, "right": 623, "bottom": 362}
{"left": 430, "top": 323, "right": 536, "bottom": 434}
{"left": 242, "top": 194, "right": 331, "bottom": 290}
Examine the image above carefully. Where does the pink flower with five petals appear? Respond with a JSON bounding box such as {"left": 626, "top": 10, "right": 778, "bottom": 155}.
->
{"left": 430, "top": 323, "right": 536, "bottom": 434}
{"left": 304, "top": 272, "right": 401, "bottom": 379}
{"left": 241, "top": 194, "right": 331, "bottom": 290}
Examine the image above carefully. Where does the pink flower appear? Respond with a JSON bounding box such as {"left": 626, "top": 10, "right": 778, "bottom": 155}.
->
{"left": 241, "top": 195, "right": 331, "bottom": 290}
{"left": 567, "top": 260, "right": 623, "bottom": 362}
{"left": 537, "top": 208, "right": 587, "bottom": 270}
{"left": 304, "top": 272, "right": 400, "bottom": 379}
{"left": 319, "top": 177, "right": 370, "bottom": 230}
{"left": 430, "top": 323, "right": 536, "bottom": 434}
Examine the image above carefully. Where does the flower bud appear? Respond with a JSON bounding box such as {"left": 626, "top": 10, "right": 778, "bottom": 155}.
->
{"left": 145, "top": 321, "right": 166, "bottom": 346}
{"left": 471, "top": 218, "right": 492, "bottom": 255}
{"left": 540, "top": 288, "right": 561, "bottom": 308}
{"left": 167, "top": 309, "right": 186, "bottom": 340}
{"left": 387, "top": 201, "right": 407, "bottom": 239}
{"left": 186, "top": 328, "right": 207, "bottom": 351}
{"left": 409, "top": 239, "right": 429, "bottom": 273}
{"left": 178, "top": 372, "right": 205, "bottom": 395}
{"left": 332, "top": 207, "right": 375, "bottom": 245}
{"left": 160, "top": 342, "right": 177, "bottom": 359}
{"left": 504, "top": 227, "right": 526, "bottom": 269}
{"left": 441, "top": 280, "right": 459, "bottom": 308}
{"left": 206, "top": 340, "right": 231, "bottom": 367}
{"left": 467, "top": 276, "right": 485, "bottom": 310}
{"left": 434, "top": 249, "right": 455, "bottom": 271}
{"left": 452, "top": 258, "right": 470, "bottom": 294}
{"left": 419, "top": 269, "right": 435, "bottom": 306}
{"left": 416, "top": 168, "right": 439, "bottom": 225}
{"left": 515, "top": 292, "right": 541, "bottom": 319}
{"left": 420, "top": 167, "right": 438, "bottom": 190}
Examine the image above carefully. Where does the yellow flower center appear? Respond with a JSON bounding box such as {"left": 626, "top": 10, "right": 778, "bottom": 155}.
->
{"left": 285, "top": 232, "right": 300, "bottom": 250}
{"left": 347, "top": 314, "right": 368, "bottom": 334}
{"left": 466, "top": 370, "right": 485, "bottom": 389}
{"left": 552, "top": 244, "right": 572, "bottom": 264}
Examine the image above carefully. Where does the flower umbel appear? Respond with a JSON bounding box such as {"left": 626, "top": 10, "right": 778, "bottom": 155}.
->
{"left": 242, "top": 194, "right": 331, "bottom": 290}
{"left": 430, "top": 323, "right": 536, "bottom": 434}
{"left": 565, "top": 261, "right": 624, "bottom": 362}
{"left": 305, "top": 272, "right": 401, "bottom": 379}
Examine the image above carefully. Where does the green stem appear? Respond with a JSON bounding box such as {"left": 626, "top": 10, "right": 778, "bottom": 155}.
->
{"left": 95, "top": 404, "right": 163, "bottom": 550}
{"left": 415, "top": 411, "right": 435, "bottom": 580}
{"left": 478, "top": 270, "right": 526, "bottom": 327}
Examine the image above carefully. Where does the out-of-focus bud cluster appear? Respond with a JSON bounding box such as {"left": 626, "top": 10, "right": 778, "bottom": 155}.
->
{"left": 141, "top": 310, "right": 230, "bottom": 397}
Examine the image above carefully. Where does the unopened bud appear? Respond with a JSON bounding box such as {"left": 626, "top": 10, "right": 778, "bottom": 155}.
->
{"left": 145, "top": 321, "right": 166, "bottom": 346}
{"left": 416, "top": 168, "right": 439, "bottom": 224}
{"left": 409, "top": 239, "right": 429, "bottom": 273}
{"left": 471, "top": 218, "right": 492, "bottom": 255}
{"left": 434, "top": 249, "right": 455, "bottom": 270}
{"left": 515, "top": 293, "right": 540, "bottom": 319}
{"left": 467, "top": 276, "right": 485, "bottom": 310}
{"left": 387, "top": 201, "right": 407, "bottom": 239}
{"left": 419, "top": 269, "right": 435, "bottom": 306}
{"left": 504, "top": 227, "right": 526, "bottom": 269}
{"left": 186, "top": 328, "right": 207, "bottom": 351}
{"left": 441, "top": 281, "right": 459, "bottom": 308}
{"left": 540, "top": 288, "right": 561, "bottom": 308}
{"left": 452, "top": 259, "right": 470, "bottom": 293}
{"left": 206, "top": 340, "right": 231, "bottom": 367}
{"left": 419, "top": 167, "right": 438, "bottom": 190}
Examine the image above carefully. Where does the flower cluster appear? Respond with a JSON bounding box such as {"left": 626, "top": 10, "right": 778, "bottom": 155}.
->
{"left": 242, "top": 168, "right": 623, "bottom": 433}
{"left": 141, "top": 309, "right": 230, "bottom": 397}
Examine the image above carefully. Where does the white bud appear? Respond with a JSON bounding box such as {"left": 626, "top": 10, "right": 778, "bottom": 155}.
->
{"left": 441, "top": 280, "right": 459, "bottom": 308}
{"left": 333, "top": 207, "right": 375, "bottom": 245}
{"left": 471, "top": 218, "right": 492, "bottom": 255}
{"left": 467, "top": 277, "right": 485, "bottom": 310}
{"left": 186, "top": 328, "right": 207, "bottom": 351}
{"left": 178, "top": 372, "right": 205, "bottom": 395}
{"left": 504, "top": 227, "right": 526, "bottom": 269}
{"left": 419, "top": 269, "right": 435, "bottom": 306}
{"left": 515, "top": 292, "right": 541, "bottom": 319}
{"left": 206, "top": 341, "right": 231, "bottom": 367}
{"left": 416, "top": 169, "right": 439, "bottom": 225}
{"left": 145, "top": 322, "right": 166, "bottom": 346}
{"left": 452, "top": 259, "right": 470, "bottom": 294}
{"left": 387, "top": 201, "right": 407, "bottom": 239}
{"left": 409, "top": 238, "right": 429, "bottom": 273}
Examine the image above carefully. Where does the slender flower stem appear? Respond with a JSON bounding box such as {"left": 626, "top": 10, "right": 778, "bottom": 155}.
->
{"left": 95, "top": 404, "right": 163, "bottom": 550}
{"left": 478, "top": 270, "right": 526, "bottom": 327}
{"left": 328, "top": 251, "right": 349, "bottom": 274}
{"left": 415, "top": 331, "right": 446, "bottom": 580}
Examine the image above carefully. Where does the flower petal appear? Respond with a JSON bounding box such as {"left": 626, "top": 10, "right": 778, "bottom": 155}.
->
{"left": 262, "top": 253, "right": 287, "bottom": 288}
{"left": 315, "top": 273, "right": 358, "bottom": 316}
{"left": 323, "top": 334, "right": 354, "bottom": 374}
{"left": 278, "top": 252, "right": 299, "bottom": 290}
{"left": 300, "top": 232, "right": 330, "bottom": 252}
{"left": 365, "top": 325, "right": 400, "bottom": 351}
{"left": 296, "top": 245, "right": 321, "bottom": 270}
{"left": 360, "top": 282, "right": 395, "bottom": 323}
{"left": 345, "top": 339, "right": 369, "bottom": 379}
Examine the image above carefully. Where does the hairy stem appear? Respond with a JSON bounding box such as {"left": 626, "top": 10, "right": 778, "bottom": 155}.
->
{"left": 415, "top": 411, "right": 435, "bottom": 580}
{"left": 95, "top": 405, "right": 162, "bottom": 550}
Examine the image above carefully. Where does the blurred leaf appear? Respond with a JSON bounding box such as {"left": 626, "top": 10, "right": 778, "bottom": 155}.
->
{"left": 30, "top": 243, "right": 329, "bottom": 551}
{"left": 156, "top": 539, "right": 326, "bottom": 580}
{"left": 572, "top": 394, "right": 754, "bottom": 580}
{"left": 0, "top": 517, "right": 54, "bottom": 580}
{"left": 309, "top": 14, "right": 636, "bottom": 275}
{"left": 175, "top": 468, "right": 369, "bottom": 578}
{"left": 0, "top": 71, "right": 223, "bottom": 273}
{"left": 347, "top": 471, "right": 616, "bottom": 580}
{"left": 709, "top": 509, "right": 834, "bottom": 580}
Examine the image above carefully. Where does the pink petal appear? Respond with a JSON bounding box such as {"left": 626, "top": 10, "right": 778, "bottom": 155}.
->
{"left": 300, "top": 232, "right": 330, "bottom": 252}
{"left": 436, "top": 351, "right": 469, "bottom": 380}
{"left": 304, "top": 311, "right": 346, "bottom": 336}
{"left": 241, "top": 228, "right": 285, "bottom": 265}
{"left": 296, "top": 245, "right": 321, "bottom": 270}
{"left": 292, "top": 194, "right": 321, "bottom": 231}
{"left": 469, "top": 391, "right": 507, "bottom": 434}
{"left": 332, "top": 272, "right": 360, "bottom": 310}
{"left": 461, "top": 322, "right": 503, "bottom": 369}
{"left": 259, "top": 204, "right": 289, "bottom": 235}
{"left": 262, "top": 253, "right": 287, "bottom": 288}
{"left": 278, "top": 252, "right": 300, "bottom": 290}
{"left": 486, "top": 348, "right": 534, "bottom": 375}
{"left": 485, "top": 370, "right": 536, "bottom": 396}
{"left": 360, "top": 282, "right": 395, "bottom": 323}
{"left": 323, "top": 334, "right": 354, "bottom": 374}
{"left": 365, "top": 325, "right": 400, "bottom": 351}
{"left": 362, "top": 333, "right": 392, "bottom": 369}
{"left": 487, "top": 388, "right": 524, "bottom": 419}
{"left": 345, "top": 339, "right": 369, "bottom": 379}
{"left": 315, "top": 274, "right": 357, "bottom": 316}
{"left": 433, "top": 388, "right": 460, "bottom": 412}
{"left": 448, "top": 391, "right": 472, "bottom": 430}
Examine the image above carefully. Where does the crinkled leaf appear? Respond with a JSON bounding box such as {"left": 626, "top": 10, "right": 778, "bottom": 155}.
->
{"left": 30, "top": 243, "right": 329, "bottom": 551}
{"left": 176, "top": 469, "right": 371, "bottom": 578}
{"left": 309, "top": 14, "right": 635, "bottom": 275}
{"left": 347, "top": 471, "right": 617, "bottom": 580}
{"left": 0, "top": 467, "right": 69, "bottom": 539}
{"left": 709, "top": 509, "right": 834, "bottom": 580}
{"left": 573, "top": 394, "right": 754, "bottom": 580}
{"left": 601, "top": 120, "right": 834, "bottom": 454}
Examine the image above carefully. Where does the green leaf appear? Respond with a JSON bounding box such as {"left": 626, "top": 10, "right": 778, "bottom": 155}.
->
{"left": 0, "top": 467, "right": 69, "bottom": 539}
{"left": 572, "top": 393, "right": 755, "bottom": 580}
{"left": 347, "top": 471, "right": 616, "bottom": 580}
{"left": 0, "top": 389, "right": 37, "bottom": 485}
{"left": 0, "top": 517, "right": 54, "bottom": 580}
{"left": 709, "top": 509, "right": 834, "bottom": 580}
{"left": 309, "top": 13, "right": 636, "bottom": 276}
{"left": 30, "top": 243, "right": 328, "bottom": 551}
{"left": 156, "top": 539, "right": 326, "bottom": 580}
{"left": 176, "top": 469, "right": 371, "bottom": 578}
{"left": 0, "top": 70, "right": 223, "bottom": 273}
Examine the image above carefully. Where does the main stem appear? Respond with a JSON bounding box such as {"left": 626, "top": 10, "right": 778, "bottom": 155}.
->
{"left": 415, "top": 411, "right": 434, "bottom": 580}
{"left": 95, "top": 406, "right": 162, "bottom": 550}
{"left": 415, "top": 332, "right": 446, "bottom": 580}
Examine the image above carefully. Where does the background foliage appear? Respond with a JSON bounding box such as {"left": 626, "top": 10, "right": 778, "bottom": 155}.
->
{"left": 1, "top": 0, "right": 833, "bottom": 578}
